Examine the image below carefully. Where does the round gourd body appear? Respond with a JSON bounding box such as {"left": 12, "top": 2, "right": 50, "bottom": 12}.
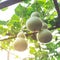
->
{"left": 26, "top": 17, "right": 42, "bottom": 31}
{"left": 14, "top": 38, "right": 28, "bottom": 51}
{"left": 37, "top": 29, "right": 52, "bottom": 43}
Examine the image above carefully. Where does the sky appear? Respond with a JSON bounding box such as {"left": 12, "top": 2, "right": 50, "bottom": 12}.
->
{"left": 0, "top": 3, "right": 18, "bottom": 21}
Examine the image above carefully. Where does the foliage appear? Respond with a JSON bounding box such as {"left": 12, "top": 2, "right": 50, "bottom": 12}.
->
{"left": 0, "top": 0, "right": 60, "bottom": 60}
{"left": 1, "top": 7, "right": 8, "bottom": 11}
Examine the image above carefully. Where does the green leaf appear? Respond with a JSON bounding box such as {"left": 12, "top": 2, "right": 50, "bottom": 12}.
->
{"left": 29, "top": 47, "right": 36, "bottom": 55}
{"left": 22, "top": 0, "right": 31, "bottom": 3}
{"left": 15, "top": 4, "right": 26, "bottom": 17}
{"left": 0, "top": 25, "right": 7, "bottom": 34}
{"left": 46, "top": 42, "right": 57, "bottom": 52}
{"left": 11, "top": 22, "right": 21, "bottom": 34}
{"left": 11, "top": 14, "right": 20, "bottom": 21}
{"left": 1, "top": 7, "right": 8, "bottom": 11}
{"left": 56, "top": 55, "right": 60, "bottom": 60}
{"left": 7, "top": 14, "right": 20, "bottom": 26}
{"left": 31, "top": 1, "right": 42, "bottom": 11}
{"left": 26, "top": 6, "right": 34, "bottom": 17}
{"left": 0, "top": 21, "right": 7, "bottom": 25}
{"left": 1, "top": 41, "right": 9, "bottom": 49}
{"left": 15, "top": 55, "right": 19, "bottom": 58}
{"left": 56, "top": 41, "right": 60, "bottom": 47}
{"left": 51, "top": 57, "right": 55, "bottom": 60}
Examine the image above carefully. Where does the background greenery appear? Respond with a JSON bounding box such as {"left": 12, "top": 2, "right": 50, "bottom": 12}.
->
{"left": 0, "top": 0, "right": 60, "bottom": 60}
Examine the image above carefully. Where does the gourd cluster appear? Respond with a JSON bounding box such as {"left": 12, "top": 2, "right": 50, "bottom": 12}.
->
{"left": 13, "top": 11, "right": 52, "bottom": 52}
{"left": 26, "top": 11, "right": 52, "bottom": 43}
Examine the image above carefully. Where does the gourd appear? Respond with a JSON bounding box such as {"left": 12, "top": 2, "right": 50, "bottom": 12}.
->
{"left": 31, "top": 11, "right": 40, "bottom": 17}
{"left": 36, "top": 29, "right": 52, "bottom": 43}
{"left": 13, "top": 32, "right": 28, "bottom": 51}
{"left": 26, "top": 17, "right": 42, "bottom": 31}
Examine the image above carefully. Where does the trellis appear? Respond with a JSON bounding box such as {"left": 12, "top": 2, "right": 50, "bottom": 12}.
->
{"left": 0, "top": 0, "right": 21, "bottom": 9}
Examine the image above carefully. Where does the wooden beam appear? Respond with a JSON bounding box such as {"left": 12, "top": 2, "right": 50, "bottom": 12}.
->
{"left": 53, "top": 0, "right": 60, "bottom": 17}
{"left": 0, "top": 0, "right": 22, "bottom": 9}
